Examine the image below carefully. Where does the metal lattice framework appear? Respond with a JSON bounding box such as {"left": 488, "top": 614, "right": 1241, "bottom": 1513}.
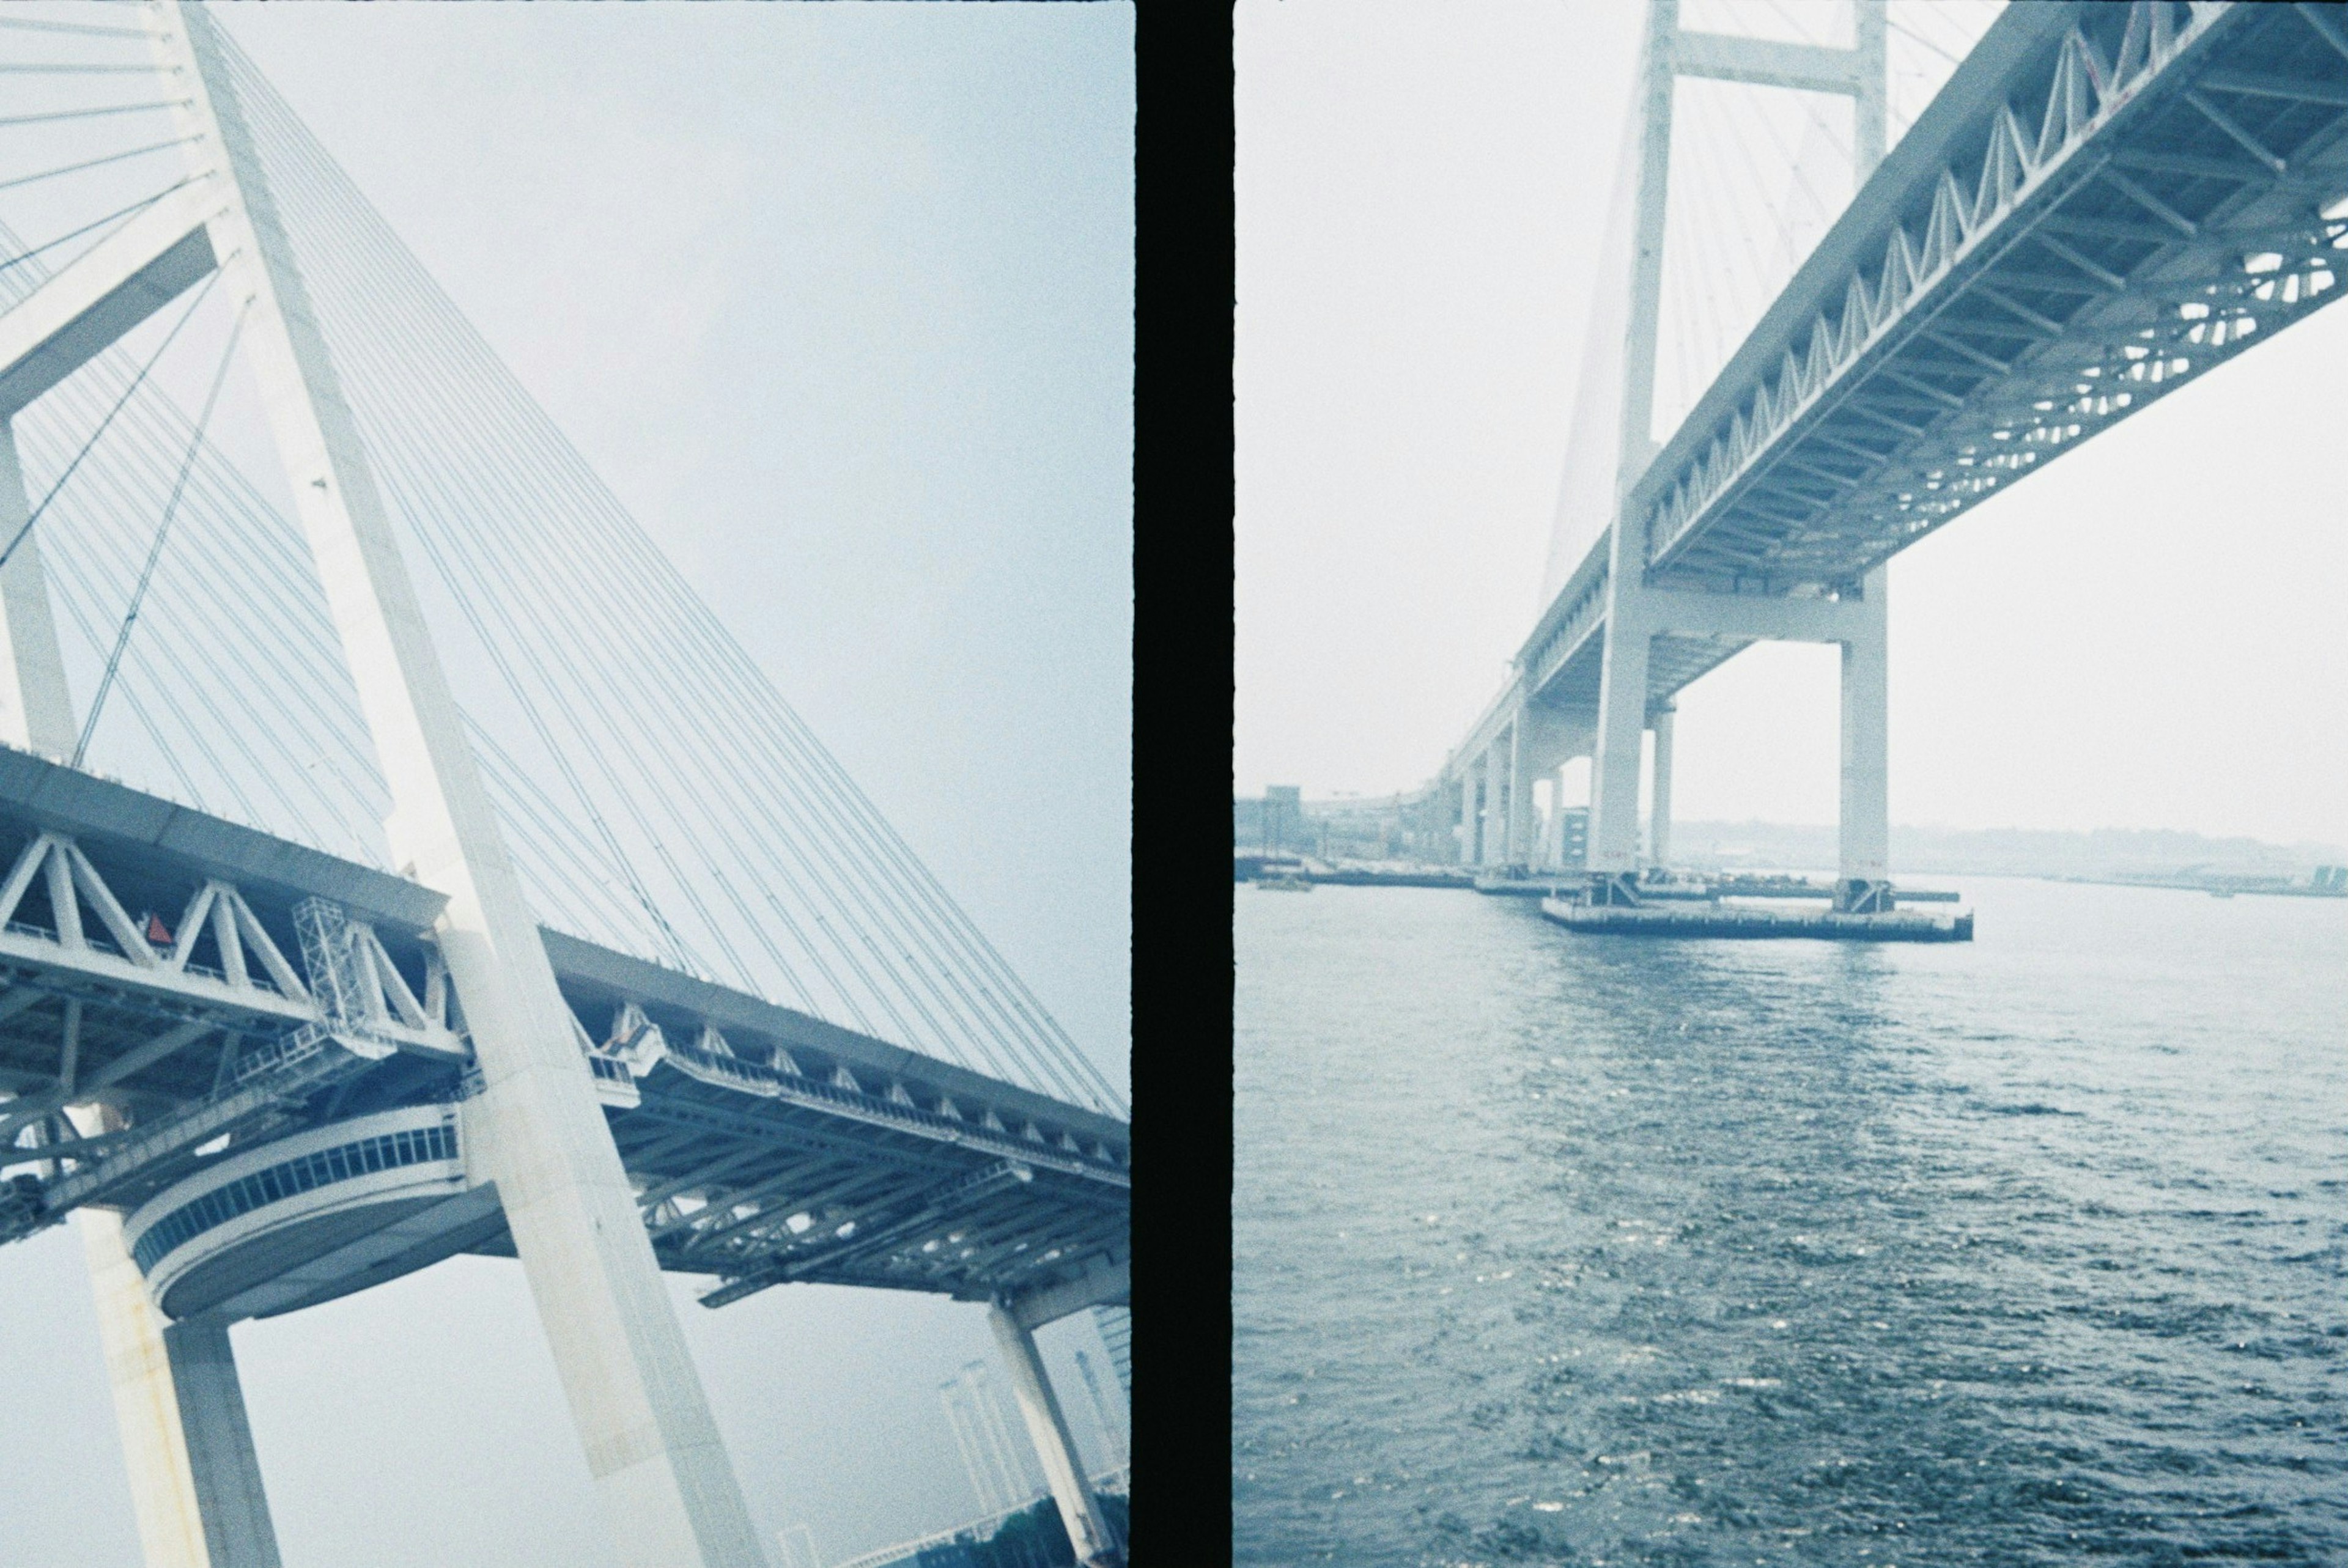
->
{"left": 1516, "top": 1, "right": 2348, "bottom": 715}
{"left": 1641, "top": 0, "right": 2348, "bottom": 589}
{"left": 0, "top": 750, "right": 1128, "bottom": 1305}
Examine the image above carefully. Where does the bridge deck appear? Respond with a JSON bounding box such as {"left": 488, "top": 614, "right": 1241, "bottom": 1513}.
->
{"left": 1505, "top": 0, "right": 2348, "bottom": 728}
{"left": 0, "top": 745, "right": 1128, "bottom": 1317}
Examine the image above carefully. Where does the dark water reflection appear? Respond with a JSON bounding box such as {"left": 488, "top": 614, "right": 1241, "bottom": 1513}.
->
{"left": 1232, "top": 880, "right": 2348, "bottom": 1566}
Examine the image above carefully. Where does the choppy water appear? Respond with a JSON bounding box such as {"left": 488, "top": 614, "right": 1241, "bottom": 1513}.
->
{"left": 1232, "top": 878, "right": 2348, "bottom": 1566}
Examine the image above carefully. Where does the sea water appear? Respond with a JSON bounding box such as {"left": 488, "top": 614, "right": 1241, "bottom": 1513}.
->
{"left": 1232, "top": 878, "right": 2348, "bottom": 1565}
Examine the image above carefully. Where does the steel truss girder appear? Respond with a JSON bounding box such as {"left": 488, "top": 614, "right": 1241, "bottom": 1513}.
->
{"left": 0, "top": 831, "right": 461, "bottom": 1066}
{"left": 695, "top": 1157, "right": 1038, "bottom": 1308}
{"left": 675, "top": 1166, "right": 906, "bottom": 1260}
{"left": 651, "top": 1154, "right": 849, "bottom": 1246}
{"left": 585, "top": 1001, "right": 1126, "bottom": 1185}
{"left": 1630, "top": 1, "right": 2348, "bottom": 593}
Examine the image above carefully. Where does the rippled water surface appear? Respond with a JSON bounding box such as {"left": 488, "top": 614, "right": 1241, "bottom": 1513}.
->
{"left": 1232, "top": 879, "right": 2348, "bottom": 1566}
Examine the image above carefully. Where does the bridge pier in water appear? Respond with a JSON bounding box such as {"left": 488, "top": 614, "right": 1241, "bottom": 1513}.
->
{"left": 1442, "top": 0, "right": 1904, "bottom": 922}
{"left": 1582, "top": 573, "right": 1894, "bottom": 910}
{"left": 1645, "top": 702, "right": 1674, "bottom": 870}
{"left": 1835, "top": 569, "right": 1892, "bottom": 914}
{"left": 1480, "top": 746, "right": 1504, "bottom": 870}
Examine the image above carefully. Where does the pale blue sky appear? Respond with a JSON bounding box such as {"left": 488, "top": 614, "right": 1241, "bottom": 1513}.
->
{"left": 0, "top": 6, "right": 1132, "bottom": 1567}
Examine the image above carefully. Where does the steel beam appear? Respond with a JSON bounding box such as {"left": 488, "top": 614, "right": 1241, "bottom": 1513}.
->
{"left": 0, "top": 183, "right": 221, "bottom": 418}
{"left": 1673, "top": 30, "right": 1868, "bottom": 97}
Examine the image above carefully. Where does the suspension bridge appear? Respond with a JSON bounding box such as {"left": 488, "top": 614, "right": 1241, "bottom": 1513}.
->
{"left": 1430, "top": 0, "right": 2348, "bottom": 932}
{"left": 0, "top": 5, "right": 1129, "bottom": 1566}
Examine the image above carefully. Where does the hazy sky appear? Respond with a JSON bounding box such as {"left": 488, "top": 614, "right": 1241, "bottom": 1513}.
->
{"left": 0, "top": 6, "right": 1131, "bottom": 1567}
{"left": 1237, "top": 0, "right": 2348, "bottom": 851}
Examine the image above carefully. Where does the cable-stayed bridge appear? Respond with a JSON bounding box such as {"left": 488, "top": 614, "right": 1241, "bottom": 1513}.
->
{"left": 1434, "top": 0, "right": 2348, "bottom": 919}
{"left": 0, "top": 5, "right": 1128, "bottom": 1566}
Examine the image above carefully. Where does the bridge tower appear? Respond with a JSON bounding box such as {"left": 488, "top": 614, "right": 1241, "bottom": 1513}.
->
{"left": 1442, "top": 1, "right": 1894, "bottom": 901}
{"left": 1586, "top": 0, "right": 1892, "bottom": 910}
{"left": 0, "top": 4, "right": 775, "bottom": 1562}
{"left": 182, "top": 5, "right": 767, "bottom": 1561}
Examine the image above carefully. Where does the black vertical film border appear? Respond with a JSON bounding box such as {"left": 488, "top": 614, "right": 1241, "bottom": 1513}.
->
{"left": 1132, "top": 1, "right": 1235, "bottom": 1559}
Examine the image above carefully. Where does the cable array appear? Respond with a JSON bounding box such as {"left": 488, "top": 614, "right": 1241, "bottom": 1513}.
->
{"left": 0, "top": 6, "right": 191, "bottom": 279}
{"left": 74, "top": 297, "right": 249, "bottom": 768}
{"left": 1544, "top": 0, "right": 2006, "bottom": 605}
{"left": 0, "top": 12, "right": 1128, "bottom": 1117}
{"left": 206, "top": 31, "right": 1126, "bottom": 1115}
{"left": 1636, "top": 4, "right": 2013, "bottom": 447}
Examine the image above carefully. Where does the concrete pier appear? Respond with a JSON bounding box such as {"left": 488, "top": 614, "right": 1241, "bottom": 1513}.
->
{"left": 988, "top": 1305, "right": 1122, "bottom": 1568}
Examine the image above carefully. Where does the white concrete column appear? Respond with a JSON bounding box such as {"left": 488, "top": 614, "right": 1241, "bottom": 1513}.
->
{"left": 69, "top": 1103, "right": 281, "bottom": 1568}
{"left": 153, "top": 10, "right": 766, "bottom": 1564}
{"left": 1855, "top": 1, "right": 1889, "bottom": 178}
{"left": 1586, "top": 0, "right": 1674, "bottom": 894}
{"left": 1586, "top": 600, "right": 1652, "bottom": 882}
{"left": 1456, "top": 775, "right": 1475, "bottom": 866}
{"left": 1616, "top": 0, "right": 1678, "bottom": 484}
{"left": 987, "top": 1305, "right": 1120, "bottom": 1568}
{"left": 1648, "top": 704, "right": 1675, "bottom": 870}
{"left": 1535, "top": 775, "right": 1557, "bottom": 871}
{"left": 13, "top": 414, "right": 261, "bottom": 1567}
{"left": 0, "top": 425, "right": 75, "bottom": 760}
{"left": 1479, "top": 745, "right": 1504, "bottom": 869}
{"left": 75, "top": 1205, "right": 211, "bottom": 1567}
{"left": 1544, "top": 764, "right": 1568, "bottom": 869}
{"left": 1505, "top": 716, "right": 1534, "bottom": 869}
{"left": 1837, "top": 567, "right": 1890, "bottom": 906}
{"left": 161, "top": 1320, "right": 281, "bottom": 1568}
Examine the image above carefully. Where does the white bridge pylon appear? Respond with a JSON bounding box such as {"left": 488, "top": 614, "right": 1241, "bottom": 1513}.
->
{"left": 1439, "top": 0, "right": 2348, "bottom": 912}
{"left": 0, "top": 4, "right": 770, "bottom": 1563}
{"left": 0, "top": 4, "right": 1131, "bottom": 1567}
{"left": 1453, "top": 0, "right": 1892, "bottom": 910}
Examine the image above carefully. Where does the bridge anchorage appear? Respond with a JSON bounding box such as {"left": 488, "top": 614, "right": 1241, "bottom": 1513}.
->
{"left": 0, "top": 5, "right": 1128, "bottom": 1566}
{"left": 1434, "top": 0, "right": 2348, "bottom": 944}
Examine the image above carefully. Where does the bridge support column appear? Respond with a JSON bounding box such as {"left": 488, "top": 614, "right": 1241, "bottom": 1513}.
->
{"left": 69, "top": 1107, "right": 281, "bottom": 1568}
{"left": 1480, "top": 746, "right": 1504, "bottom": 870}
{"left": 987, "top": 1305, "right": 1122, "bottom": 1568}
{"left": 1586, "top": 600, "right": 1652, "bottom": 904}
{"left": 160, "top": 1320, "right": 281, "bottom": 1568}
{"left": 76, "top": 1207, "right": 211, "bottom": 1568}
{"left": 1549, "top": 760, "right": 1583, "bottom": 870}
{"left": 1455, "top": 776, "right": 1475, "bottom": 866}
{"left": 1835, "top": 567, "right": 1891, "bottom": 913}
{"left": 1647, "top": 704, "right": 1675, "bottom": 872}
{"left": 15, "top": 416, "right": 276, "bottom": 1568}
{"left": 0, "top": 425, "right": 75, "bottom": 761}
{"left": 76, "top": 1209, "right": 283, "bottom": 1568}
{"left": 149, "top": 9, "right": 769, "bottom": 1564}
{"left": 1577, "top": 0, "right": 1675, "bottom": 908}
{"left": 1538, "top": 770, "right": 1562, "bottom": 870}
{"left": 1505, "top": 716, "right": 1534, "bottom": 870}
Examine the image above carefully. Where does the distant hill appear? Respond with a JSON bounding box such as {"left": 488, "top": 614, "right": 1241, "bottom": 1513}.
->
{"left": 1672, "top": 821, "right": 2348, "bottom": 880}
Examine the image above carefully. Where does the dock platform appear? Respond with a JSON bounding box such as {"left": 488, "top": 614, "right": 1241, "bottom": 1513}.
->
{"left": 1476, "top": 872, "right": 1961, "bottom": 905}
{"left": 1472, "top": 875, "right": 1562, "bottom": 897}
{"left": 1316, "top": 869, "right": 1476, "bottom": 888}
{"left": 1540, "top": 896, "right": 1973, "bottom": 942}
